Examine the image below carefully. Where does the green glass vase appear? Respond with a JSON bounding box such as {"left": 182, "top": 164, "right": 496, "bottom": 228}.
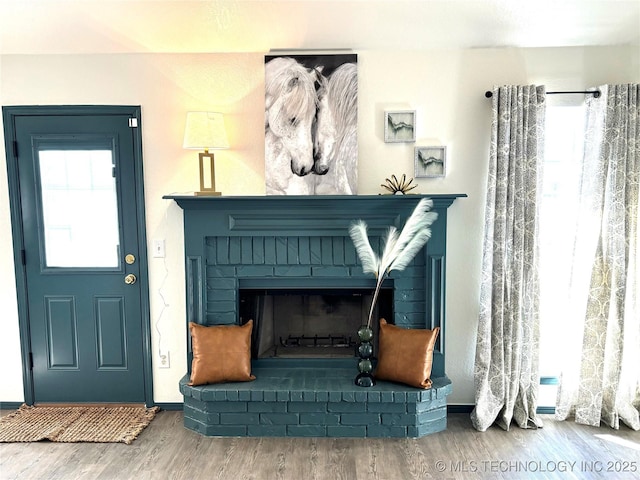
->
{"left": 355, "top": 325, "right": 375, "bottom": 387}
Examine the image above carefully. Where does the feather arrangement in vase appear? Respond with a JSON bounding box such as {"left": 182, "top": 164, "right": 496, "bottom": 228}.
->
{"left": 348, "top": 198, "right": 438, "bottom": 328}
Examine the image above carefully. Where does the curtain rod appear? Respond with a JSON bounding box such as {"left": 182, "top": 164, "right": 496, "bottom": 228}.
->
{"left": 484, "top": 89, "right": 601, "bottom": 98}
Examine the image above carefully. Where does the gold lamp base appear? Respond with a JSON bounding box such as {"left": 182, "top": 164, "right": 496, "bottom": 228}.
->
{"left": 197, "top": 151, "right": 222, "bottom": 196}
{"left": 195, "top": 190, "right": 222, "bottom": 196}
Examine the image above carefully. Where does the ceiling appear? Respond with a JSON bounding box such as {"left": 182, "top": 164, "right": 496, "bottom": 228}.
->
{"left": 1, "top": 0, "right": 639, "bottom": 55}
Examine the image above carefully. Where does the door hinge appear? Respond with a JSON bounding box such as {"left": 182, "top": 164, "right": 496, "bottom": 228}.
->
{"left": 28, "top": 352, "right": 33, "bottom": 370}
{"left": 21, "top": 249, "right": 26, "bottom": 266}
{"left": 128, "top": 118, "right": 138, "bottom": 128}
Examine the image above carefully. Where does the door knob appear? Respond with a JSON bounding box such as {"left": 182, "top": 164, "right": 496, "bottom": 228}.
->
{"left": 124, "top": 273, "right": 137, "bottom": 285}
{"left": 125, "top": 254, "right": 136, "bottom": 265}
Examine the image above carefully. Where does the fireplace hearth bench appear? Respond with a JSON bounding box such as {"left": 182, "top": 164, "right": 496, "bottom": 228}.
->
{"left": 166, "top": 194, "right": 465, "bottom": 438}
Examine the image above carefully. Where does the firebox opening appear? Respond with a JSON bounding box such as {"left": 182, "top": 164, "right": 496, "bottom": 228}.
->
{"left": 239, "top": 288, "right": 393, "bottom": 359}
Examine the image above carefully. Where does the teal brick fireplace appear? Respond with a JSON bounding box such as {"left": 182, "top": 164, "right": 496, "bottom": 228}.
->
{"left": 165, "top": 194, "right": 465, "bottom": 437}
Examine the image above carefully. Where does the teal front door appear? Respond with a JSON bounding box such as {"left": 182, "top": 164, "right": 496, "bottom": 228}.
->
{"left": 5, "top": 107, "right": 150, "bottom": 403}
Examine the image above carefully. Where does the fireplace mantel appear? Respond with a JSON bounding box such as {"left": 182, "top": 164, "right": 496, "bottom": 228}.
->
{"left": 166, "top": 193, "right": 466, "bottom": 438}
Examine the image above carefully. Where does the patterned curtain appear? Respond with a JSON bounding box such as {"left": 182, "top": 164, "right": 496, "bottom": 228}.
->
{"left": 471, "top": 85, "right": 546, "bottom": 432}
{"left": 555, "top": 84, "right": 640, "bottom": 431}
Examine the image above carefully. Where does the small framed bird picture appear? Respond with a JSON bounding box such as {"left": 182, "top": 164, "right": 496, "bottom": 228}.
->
{"left": 384, "top": 110, "right": 416, "bottom": 143}
{"left": 415, "top": 146, "right": 446, "bottom": 178}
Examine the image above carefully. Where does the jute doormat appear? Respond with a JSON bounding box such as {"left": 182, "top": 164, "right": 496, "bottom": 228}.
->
{"left": 0, "top": 404, "right": 160, "bottom": 444}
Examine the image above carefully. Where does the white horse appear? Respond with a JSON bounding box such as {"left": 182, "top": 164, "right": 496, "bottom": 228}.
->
{"left": 265, "top": 57, "right": 321, "bottom": 195}
{"left": 313, "top": 62, "right": 358, "bottom": 195}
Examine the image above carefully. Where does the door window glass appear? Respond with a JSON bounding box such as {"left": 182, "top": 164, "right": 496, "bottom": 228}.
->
{"left": 38, "top": 149, "right": 120, "bottom": 268}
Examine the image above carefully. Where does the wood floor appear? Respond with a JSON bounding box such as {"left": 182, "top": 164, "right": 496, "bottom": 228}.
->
{"left": 1, "top": 410, "right": 639, "bottom": 479}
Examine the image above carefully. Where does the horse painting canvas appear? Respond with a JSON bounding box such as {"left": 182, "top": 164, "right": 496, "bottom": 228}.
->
{"left": 265, "top": 53, "right": 358, "bottom": 195}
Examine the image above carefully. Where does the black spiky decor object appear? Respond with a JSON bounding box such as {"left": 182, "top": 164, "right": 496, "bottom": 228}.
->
{"left": 381, "top": 174, "right": 418, "bottom": 195}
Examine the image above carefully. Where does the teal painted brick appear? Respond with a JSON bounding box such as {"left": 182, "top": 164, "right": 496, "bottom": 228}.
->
{"left": 309, "top": 237, "right": 322, "bottom": 264}
{"left": 287, "top": 425, "right": 327, "bottom": 437}
{"left": 367, "top": 403, "right": 406, "bottom": 414}
{"left": 382, "top": 413, "right": 419, "bottom": 426}
{"left": 260, "top": 413, "right": 299, "bottom": 425}
{"left": 298, "top": 238, "right": 311, "bottom": 264}
{"left": 274, "top": 266, "right": 312, "bottom": 277}
{"left": 332, "top": 237, "right": 345, "bottom": 264}
{"left": 236, "top": 266, "right": 274, "bottom": 277}
{"left": 192, "top": 388, "right": 213, "bottom": 402}
{"left": 263, "top": 391, "right": 277, "bottom": 402}
{"left": 190, "top": 388, "right": 202, "bottom": 401}
{"left": 241, "top": 237, "right": 253, "bottom": 264}
{"left": 213, "top": 391, "right": 227, "bottom": 401}
{"left": 206, "top": 313, "right": 236, "bottom": 325}
{"left": 354, "top": 391, "right": 367, "bottom": 402}
{"left": 208, "top": 278, "right": 237, "bottom": 290}
{"left": 252, "top": 237, "right": 265, "bottom": 264}
{"left": 276, "top": 237, "right": 287, "bottom": 264}
{"left": 302, "top": 391, "right": 316, "bottom": 402}
{"left": 248, "top": 425, "right": 287, "bottom": 437}
{"left": 264, "top": 237, "right": 276, "bottom": 264}
{"left": 420, "top": 389, "right": 433, "bottom": 401}
{"left": 418, "top": 407, "right": 446, "bottom": 424}
{"left": 320, "top": 237, "right": 332, "bottom": 263}
{"left": 341, "top": 413, "right": 381, "bottom": 426}
{"left": 184, "top": 405, "right": 220, "bottom": 424}
{"left": 229, "top": 237, "right": 242, "bottom": 264}
{"left": 396, "top": 289, "right": 424, "bottom": 302}
{"left": 248, "top": 402, "right": 287, "bottom": 413}
{"left": 327, "top": 402, "right": 366, "bottom": 413}
{"left": 312, "top": 266, "right": 350, "bottom": 277}
{"left": 394, "top": 301, "right": 421, "bottom": 314}
{"left": 288, "top": 402, "right": 327, "bottom": 413}
{"left": 394, "top": 392, "right": 407, "bottom": 403}
{"left": 184, "top": 416, "right": 209, "bottom": 435}
{"left": 407, "top": 392, "right": 420, "bottom": 403}
{"left": 411, "top": 416, "right": 447, "bottom": 437}
{"left": 208, "top": 289, "right": 236, "bottom": 302}
{"left": 206, "top": 402, "right": 248, "bottom": 413}
{"left": 220, "top": 413, "right": 259, "bottom": 425}
{"left": 205, "top": 425, "right": 248, "bottom": 436}
{"left": 250, "top": 390, "right": 263, "bottom": 401}
{"left": 367, "top": 391, "right": 381, "bottom": 403}
{"left": 344, "top": 241, "right": 357, "bottom": 265}
{"left": 394, "top": 313, "right": 426, "bottom": 327}
{"left": 327, "top": 426, "right": 367, "bottom": 437}
{"left": 290, "top": 391, "right": 304, "bottom": 402}
{"left": 183, "top": 395, "right": 201, "bottom": 409}
{"left": 226, "top": 390, "right": 239, "bottom": 401}
{"left": 238, "top": 390, "right": 251, "bottom": 401}
{"left": 207, "top": 266, "right": 236, "bottom": 278}
{"left": 316, "top": 390, "right": 329, "bottom": 402}
{"left": 367, "top": 425, "right": 408, "bottom": 438}
{"left": 342, "top": 391, "right": 356, "bottom": 402}
{"left": 380, "top": 392, "right": 394, "bottom": 403}
{"left": 276, "top": 391, "right": 290, "bottom": 402}
{"left": 300, "top": 413, "right": 340, "bottom": 425}
{"left": 287, "top": 236, "right": 299, "bottom": 264}
{"left": 329, "top": 391, "right": 342, "bottom": 402}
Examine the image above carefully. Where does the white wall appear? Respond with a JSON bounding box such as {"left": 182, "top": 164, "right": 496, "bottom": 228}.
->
{"left": 1, "top": 46, "right": 638, "bottom": 405}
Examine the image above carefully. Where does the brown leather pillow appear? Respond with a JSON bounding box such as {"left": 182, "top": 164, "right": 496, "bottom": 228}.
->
{"left": 375, "top": 318, "right": 440, "bottom": 389}
{"left": 188, "top": 321, "right": 256, "bottom": 386}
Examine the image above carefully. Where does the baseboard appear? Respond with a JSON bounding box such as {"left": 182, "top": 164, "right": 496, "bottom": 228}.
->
{"left": 154, "top": 402, "right": 184, "bottom": 411}
{"left": 146, "top": 403, "right": 555, "bottom": 415}
{"left": 0, "top": 401, "right": 24, "bottom": 410}
{"left": 447, "top": 404, "right": 473, "bottom": 414}
{"left": 446, "top": 404, "right": 556, "bottom": 415}
{"left": 537, "top": 406, "right": 556, "bottom": 414}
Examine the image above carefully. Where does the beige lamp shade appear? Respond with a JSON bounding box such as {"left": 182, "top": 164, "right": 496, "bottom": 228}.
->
{"left": 183, "top": 112, "right": 229, "bottom": 151}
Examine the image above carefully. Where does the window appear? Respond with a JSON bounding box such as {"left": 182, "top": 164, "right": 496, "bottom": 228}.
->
{"left": 538, "top": 104, "right": 587, "bottom": 410}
